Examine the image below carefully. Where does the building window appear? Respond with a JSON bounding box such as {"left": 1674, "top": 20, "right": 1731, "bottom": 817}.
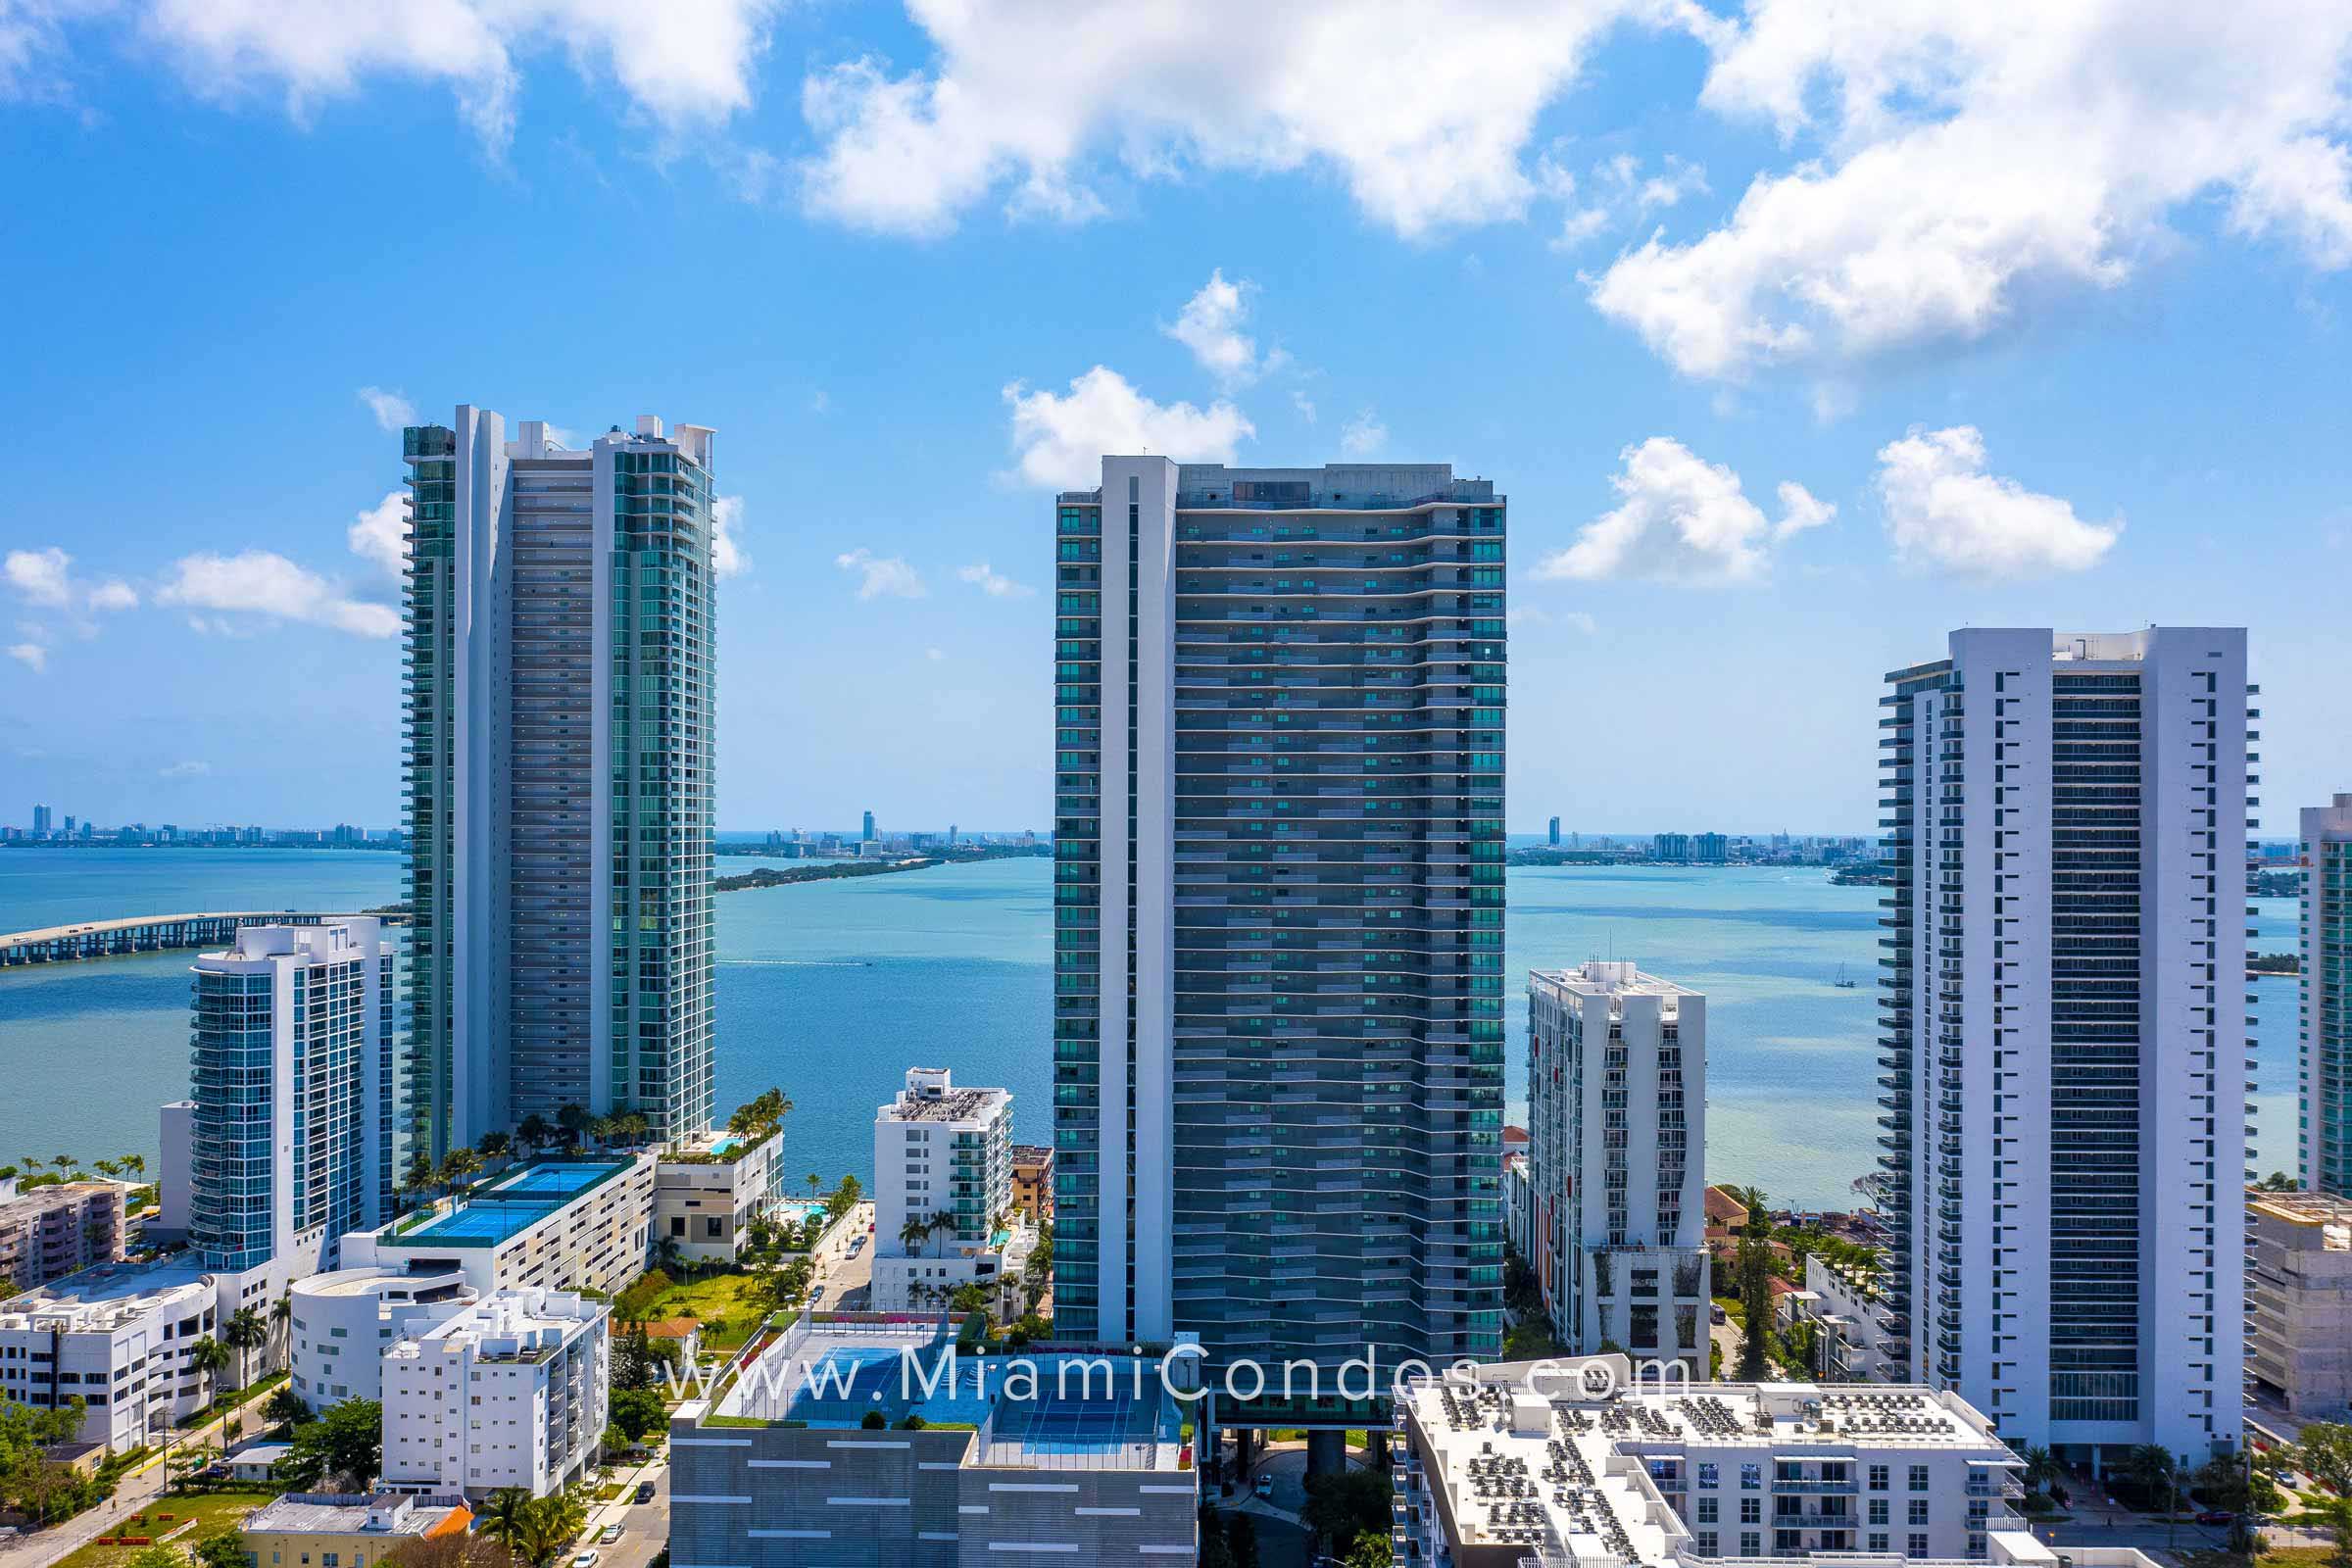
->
{"left": 1910, "top": 1536, "right": 1930, "bottom": 1556}
{"left": 1696, "top": 1498, "right": 1718, "bottom": 1524}
{"left": 1909, "top": 1498, "right": 1930, "bottom": 1526}
{"left": 1909, "top": 1465, "right": 1930, "bottom": 1492}
{"left": 1869, "top": 1499, "right": 1888, "bottom": 1526}
{"left": 1740, "top": 1462, "right": 1761, "bottom": 1490}
{"left": 1740, "top": 1533, "right": 1760, "bottom": 1558}
{"left": 1740, "top": 1497, "right": 1760, "bottom": 1525}
{"left": 1869, "top": 1464, "right": 1888, "bottom": 1492}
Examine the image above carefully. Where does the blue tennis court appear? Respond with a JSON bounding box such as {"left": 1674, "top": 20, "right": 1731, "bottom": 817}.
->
{"left": 996, "top": 1384, "right": 1148, "bottom": 1454}
{"left": 787, "top": 1346, "right": 913, "bottom": 1423}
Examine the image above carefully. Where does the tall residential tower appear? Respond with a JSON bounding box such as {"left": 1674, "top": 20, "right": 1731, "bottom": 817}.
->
{"left": 1877, "top": 628, "right": 2249, "bottom": 1461}
{"left": 1051, "top": 459, "right": 1506, "bottom": 1407}
{"left": 403, "top": 411, "right": 717, "bottom": 1158}
{"left": 2301, "top": 794, "right": 2352, "bottom": 1194}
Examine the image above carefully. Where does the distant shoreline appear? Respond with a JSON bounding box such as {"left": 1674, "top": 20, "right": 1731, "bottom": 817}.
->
{"left": 715, "top": 846, "right": 1048, "bottom": 893}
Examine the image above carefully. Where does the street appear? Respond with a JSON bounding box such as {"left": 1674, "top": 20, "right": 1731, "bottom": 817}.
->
{"left": 578, "top": 1450, "right": 669, "bottom": 1568}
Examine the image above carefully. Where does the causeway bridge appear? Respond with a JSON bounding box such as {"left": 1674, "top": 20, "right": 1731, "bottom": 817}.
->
{"left": 1, "top": 909, "right": 412, "bottom": 967}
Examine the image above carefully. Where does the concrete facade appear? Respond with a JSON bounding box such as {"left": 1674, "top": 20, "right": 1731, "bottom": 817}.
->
{"left": 655, "top": 1130, "right": 785, "bottom": 1266}
{"left": 1796, "top": 1255, "right": 1895, "bottom": 1384}
{"left": 154, "top": 1101, "right": 195, "bottom": 1245}
{"left": 2247, "top": 1190, "right": 2352, "bottom": 1418}
{"left": 0, "top": 1183, "right": 125, "bottom": 1293}
{"left": 288, "top": 1265, "right": 477, "bottom": 1411}
{"left": 380, "top": 1289, "right": 610, "bottom": 1498}
{"left": 0, "top": 1260, "right": 222, "bottom": 1451}
{"left": 1526, "top": 963, "right": 1709, "bottom": 1377}
{"left": 1876, "top": 628, "right": 2249, "bottom": 1461}
{"left": 1051, "top": 459, "right": 1507, "bottom": 1388}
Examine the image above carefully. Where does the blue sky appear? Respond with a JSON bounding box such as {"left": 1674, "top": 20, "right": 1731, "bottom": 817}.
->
{"left": 1, "top": 0, "right": 2348, "bottom": 836}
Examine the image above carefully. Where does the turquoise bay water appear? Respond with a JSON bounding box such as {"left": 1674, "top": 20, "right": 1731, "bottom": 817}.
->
{"left": 0, "top": 850, "right": 2302, "bottom": 1209}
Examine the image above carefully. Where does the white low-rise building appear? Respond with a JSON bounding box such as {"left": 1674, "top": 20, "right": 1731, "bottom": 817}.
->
{"left": 652, "top": 1130, "right": 783, "bottom": 1266}
{"left": 342, "top": 1154, "right": 654, "bottom": 1298}
{"left": 0, "top": 1260, "right": 222, "bottom": 1452}
{"left": 1795, "top": 1255, "right": 1896, "bottom": 1384}
{"left": 1393, "top": 1358, "right": 2109, "bottom": 1568}
{"left": 2248, "top": 1190, "right": 2352, "bottom": 1418}
{"left": 288, "top": 1266, "right": 477, "bottom": 1411}
{"left": 380, "top": 1289, "right": 610, "bottom": 1498}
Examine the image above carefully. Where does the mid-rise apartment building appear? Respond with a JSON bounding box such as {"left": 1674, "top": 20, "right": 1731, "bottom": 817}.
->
{"left": 871, "top": 1069, "right": 1027, "bottom": 1310}
{"left": 190, "top": 919, "right": 398, "bottom": 1282}
{"left": 1526, "top": 962, "right": 1709, "bottom": 1375}
{"left": 1876, "top": 628, "right": 2249, "bottom": 1460}
{"left": 380, "top": 1288, "right": 610, "bottom": 1498}
{"left": 288, "top": 1265, "right": 477, "bottom": 1411}
{"left": 0, "top": 1183, "right": 124, "bottom": 1292}
{"left": 653, "top": 1130, "right": 784, "bottom": 1265}
{"left": 2247, "top": 1189, "right": 2352, "bottom": 1418}
{"left": 341, "top": 1154, "right": 654, "bottom": 1298}
{"left": 1051, "top": 459, "right": 1506, "bottom": 1407}
{"left": 401, "top": 411, "right": 717, "bottom": 1158}
{"left": 2301, "top": 794, "right": 2352, "bottom": 1194}
{"left": 0, "top": 1260, "right": 222, "bottom": 1451}
{"left": 1391, "top": 1358, "right": 2134, "bottom": 1568}
{"left": 1793, "top": 1254, "right": 1895, "bottom": 1384}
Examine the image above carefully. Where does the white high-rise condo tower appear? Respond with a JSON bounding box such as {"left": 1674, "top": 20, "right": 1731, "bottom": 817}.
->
{"left": 2301, "top": 794, "right": 2352, "bottom": 1194}
{"left": 1526, "top": 961, "right": 1708, "bottom": 1376}
{"left": 1877, "top": 628, "right": 2251, "bottom": 1463}
{"left": 402, "top": 411, "right": 718, "bottom": 1157}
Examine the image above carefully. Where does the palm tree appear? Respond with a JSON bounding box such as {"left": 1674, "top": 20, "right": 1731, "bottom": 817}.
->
{"left": 806, "top": 1172, "right": 822, "bottom": 1200}
{"left": 95, "top": 1158, "right": 122, "bottom": 1179}
{"left": 121, "top": 1153, "right": 146, "bottom": 1177}
{"left": 612, "top": 1111, "right": 650, "bottom": 1146}
{"left": 186, "top": 1336, "right": 233, "bottom": 1439}
{"left": 49, "top": 1154, "right": 74, "bottom": 1170}
{"left": 2126, "top": 1445, "right": 2182, "bottom": 1547}
{"left": 437, "top": 1147, "right": 482, "bottom": 1197}
{"left": 270, "top": 1292, "right": 293, "bottom": 1374}
{"left": 2020, "top": 1445, "right": 2059, "bottom": 1500}
{"left": 513, "top": 1490, "right": 588, "bottom": 1568}
{"left": 477, "top": 1130, "right": 513, "bottom": 1162}
{"left": 899, "top": 1214, "right": 931, "bottom": 1255}
{"left": 516, "top": 1113, "right": 553, "bottom": 1150}
{"left": 557, "top": 1104, "right": 591, "bottom": 1146}
{"left": 223, "top": 1306, "right": 268, "bottom": 1389}
{"left": 478, "top": 1487, "right": 536, "bottom": 1557}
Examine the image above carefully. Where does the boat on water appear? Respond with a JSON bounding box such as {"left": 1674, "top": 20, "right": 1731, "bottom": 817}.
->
{"left": 1833, "top": 964, "right": 1858, "bottom": 989}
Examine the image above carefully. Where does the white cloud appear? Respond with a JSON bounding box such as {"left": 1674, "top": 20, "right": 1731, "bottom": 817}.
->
{"left": 1537, "top": 437, "right": 1831, "bottom": 584}
{"left": 1290, "top": 391, "right": 1318, "bottom": 424}
{"left": 159, "top": 760, "right": 211, "bottom": 780}
{"left": 1164, "top": 270, "right": 1270, "bottom": 386}
{"left": 1339, "top": 410, "right": 1388, "bottom": 459}
{"left": 795, "top": 0, "right": 1711, "bottom": 238}
{"left": 711, "top": 495, "right": 749, "bottom": 577}
{"left": 347, "top": 490, "right": 409, "bottom": 579}
{"left": 158, "top": 551, "right": 400, "bottom": 637}
{"left": 835, "top": 547, "right": 926, "bottom": 600}
{"left": 1875, "top": 424, "right": 2121, "bottom": 577}
{"left": 357, "top": 385, "right": 416, "bottom": 431}
{"left": 5, "top": 642, "right": 45, "bottom": 673}
{"left": 957, "top": 562, "right": 1033, "bottom": 598}
{"left": 1773, "top": 481, "right": 1836, "bottom": 541}
{"left": 1551, "top": 152, "right": 1709, "bottom": 248}
{"left": 1003, "top": 367, "right": 1253, "bottom": 490}
{"left": 925, "top": 646, "right": 946, "bottom": 662}
{"left": 4, "top": 548, "right": 71, "bottom": 607}
{"left": 19, "top": 0, "right": 781, "bottom": 151}
{"left": 85, "top": 579, "right": 138, "bottom": 612}
{"left": 1593, "top": 1, "right": 2352, "bottom": 381}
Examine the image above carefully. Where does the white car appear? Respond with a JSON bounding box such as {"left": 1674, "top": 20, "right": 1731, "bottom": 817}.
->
{"left": 598, "top": 1526, "right": 623, "bottom": 1544}
{"left": 571, "top": 1553, "right": 598, "bottom": 1568}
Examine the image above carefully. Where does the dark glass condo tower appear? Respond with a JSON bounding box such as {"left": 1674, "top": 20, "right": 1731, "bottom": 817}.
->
{"left": 1051, "top": 459, "right": 1506, "bottom": 1401}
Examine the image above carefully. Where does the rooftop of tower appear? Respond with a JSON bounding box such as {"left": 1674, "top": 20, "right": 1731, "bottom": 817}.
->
{"left": 1057, "top": 460, "right": 1497, "bottom": 511}
{"left": 1533, "top": 959, "right": 1697, "bottom": 1001}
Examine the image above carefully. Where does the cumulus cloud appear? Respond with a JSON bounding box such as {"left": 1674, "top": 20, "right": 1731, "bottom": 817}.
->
{"left": 1339, "top": 410, "right": 1388, "bottom": 459}
{"left": 1537, "top": 437, "right": 1833, "bottom": 584}
{"left": 4, "top": 548, "right": 72, "bottom": 607}
{"left": 1875, "top": 424, "right": 2120, "bottom": 577}
{"left": 711, "top": 495, "right": 749, "bottom": 577}
{"left": 1593, "top": 0, "right": 2352, "bottom": 381}
{"left": 358, "top": 386, "right": 416, "bottom": 431}
{"left": 835, "top": 547, "right": 925, "bottom": 600}
{"left": 796, "top": 0, "right": 1709, "bottom": 238}
{"left": 347, "top": 491, "right": 409, "bottom": 579}
{"left": 13, "top": 0, "right": 782, "bottom": 151}
{"left": 6, "top": 642, "right": 45, "bottom": 673}
{"left": 1003, "top": 367, "right": 1253, "bottom": 490}
{"left": 958, "top": 562, "right": 1032, "bottom": 598}
{"left": 1163, "top": 270, "right": 1277, "bottom": 387}
{"left": 158, "top": 551, "right": 400, "bottom": 637}
{"left": 159, "top": 760, "right": 211, "bottom": 780}
{"left": 1549, "top": 152, "right": 1710, "bottom": 248}
{"left": 85, "top": 579, "right": 139, "bottom": 612}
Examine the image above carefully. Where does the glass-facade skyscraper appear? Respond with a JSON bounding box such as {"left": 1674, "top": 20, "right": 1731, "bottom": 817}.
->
{"left": 1051, "top": 458, "right": 1506, "bottom": 1402}
{"left": 403, "top": 410, "right": 717, "bottom": 1158}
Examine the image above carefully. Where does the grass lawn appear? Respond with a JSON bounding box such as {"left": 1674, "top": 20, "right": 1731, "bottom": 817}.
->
{"left": 59, "top": 1490, "right": 278, "bottom": 1568}
{"left": 637, "top": 1273, "right": 772, "bottom": 1352}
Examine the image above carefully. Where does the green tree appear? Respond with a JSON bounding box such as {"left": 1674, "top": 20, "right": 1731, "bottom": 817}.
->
{"left": 283, "top": 1398, "right": 383, "bottom": 1491}
{"left": 223, "top": 1305, "right": 268, "bottom": 1388}
{"left": 2125, "top": 1445, "right": 2182, "bottom": 1548}
{"left": 193, "top": 1528, "right": 250, "bottom": 1568}
{"left": 125, "top": 1546, "right": 186, "bottom": 1568}
{"left": 264, "top": 1387, "right": 309, "bottom": 1428}
{"left": 2299, "top": 1424, "right": 2352, "bottom": 1497}
{"left": 186, "top": 1335, "right": 233, "bottom": 1411}
{"left": 516, "top": 1114, "right": 554, "bottom": 1150}
{"left": 557, "top": 1104, "right": 592, "bottom": 1146}
{"left": 437, "top": 1147, "right": 482, "bottom": 1193}
{"left": 1226, "top": 1507, "right": 1260, "bottom": 1568}
{"left": 827, "top": 1175, "right": 863, "bottom": 1220}
{"left": 611, "top": 1387, "right": 667, "bottom": 1444}
{"left": 2020, "top": 1445, "right": 2059, "bottom": 1499}
{"left": 1345, "top": 1534, "right": 1395, "bottom": 1568}
{"left": 1301, "top": 1469, "right": 1394, "bottom": 1556}
{"left": 477, "top": 1131, "right": 513, "bottom": 1160}
{"left": 477, "top": 1488, "right": 536, "bottom": 1558}
{"left": 1737, "top": 1235, "right": 1774, "bottom": 1380}
{"left": 1198, "top": 1510, "right": 1238, "bottom": 1568}
{"left": 726, "top": 1089, "right": 792, "bottom": 1143}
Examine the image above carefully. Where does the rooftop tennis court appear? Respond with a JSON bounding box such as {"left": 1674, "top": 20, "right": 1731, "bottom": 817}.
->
{"left": 394, "top": 1159, "right": 633, "bottom": 1247}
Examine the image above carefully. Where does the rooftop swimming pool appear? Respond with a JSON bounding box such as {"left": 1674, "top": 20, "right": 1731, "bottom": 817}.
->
{"left": 392, "top": 1159, "right": 634, "bottom": 1248}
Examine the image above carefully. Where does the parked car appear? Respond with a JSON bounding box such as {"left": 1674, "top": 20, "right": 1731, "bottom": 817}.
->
{"left": 634, "top": 1482, "right": 657, "bottom": 1504}
{"left": 2195, "top": 1511, "right": 2235, "bottom": 1527}
{"left": 571, "top": 1553, "right": 599, "bottom": 1568}
{"left": 1254, "top": 1473, "right": 1275, "bottom": 1499}
{"left": 1710, "top": 1304, "right": 1727, "bottom": 1325}
{"left": 598, "top": 1526, "right": 622, "bottom": 1544}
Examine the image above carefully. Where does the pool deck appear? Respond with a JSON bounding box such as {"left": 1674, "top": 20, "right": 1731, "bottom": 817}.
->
{"left": 389, "top": 1157, "right": 639, "bottom": 1248}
